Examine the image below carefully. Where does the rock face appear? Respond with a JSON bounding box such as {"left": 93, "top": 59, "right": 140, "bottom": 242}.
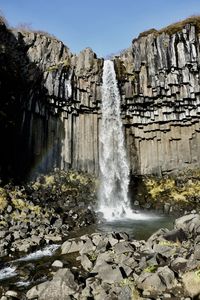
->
{"left": 1, "top": 20, "right": 200, "bottom": 179}
{"left": 118, "top": 24, "right": 200, "bottom": 175}
{"left": 0, "top": 22, "right": 102, "bottom": 180}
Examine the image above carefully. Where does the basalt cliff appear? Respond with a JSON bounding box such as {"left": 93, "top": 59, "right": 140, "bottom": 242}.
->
{"left": 1, "top": 18, "right": 200, "bottom": 180}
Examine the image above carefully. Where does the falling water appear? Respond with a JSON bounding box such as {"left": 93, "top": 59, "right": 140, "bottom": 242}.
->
{"left": 98, "top": 60, "right": 135, "bottom": 221}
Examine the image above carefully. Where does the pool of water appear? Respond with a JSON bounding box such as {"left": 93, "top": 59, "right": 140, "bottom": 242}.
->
{"left": 97, "top": 212, "right": 174, "bottom": 240}
{"left": 72, "top": 210, "right": 175, "bottom": 240}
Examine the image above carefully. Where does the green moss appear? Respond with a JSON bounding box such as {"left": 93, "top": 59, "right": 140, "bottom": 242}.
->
{"left": 88, "top": 251, "right": 97, "bottom": 262}
{"left": 144, "top": 265, "right": 158, "bottom": 273}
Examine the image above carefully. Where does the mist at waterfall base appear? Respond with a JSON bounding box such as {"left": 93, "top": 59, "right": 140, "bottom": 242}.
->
{"left": 98, "top": 60, "right": 171, "bottom": 234}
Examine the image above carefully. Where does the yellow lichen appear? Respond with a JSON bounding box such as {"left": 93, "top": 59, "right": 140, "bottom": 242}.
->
{"left": 11, "top": 198, "right": 26, "bottom": 210}
{"left": 0, "top": 188, "right": 8, "bottom": 211}
{"left": 145, "top": 170, "right": 200, "bottom": 206}
{"left": 159, "top": 240, "right": 180, "bottom": 247}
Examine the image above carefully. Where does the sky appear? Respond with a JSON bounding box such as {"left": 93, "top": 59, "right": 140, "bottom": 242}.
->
{"left": 0, "top": 0, "right": 200, "bottom": 57}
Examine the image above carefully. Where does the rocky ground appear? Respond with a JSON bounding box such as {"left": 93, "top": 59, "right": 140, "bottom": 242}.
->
{"left": 0, "top": 170, "right": 200, "bottom": 299}
{"left": 0, "top": 170, "right": 98, "bottom": 257}
{"left": 0, "top": 213, "right": 200, "bottom": 299}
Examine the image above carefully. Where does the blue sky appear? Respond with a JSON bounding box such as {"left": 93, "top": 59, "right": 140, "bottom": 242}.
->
{"left": 0, "top": 0, "right": 200, "bottom": 57}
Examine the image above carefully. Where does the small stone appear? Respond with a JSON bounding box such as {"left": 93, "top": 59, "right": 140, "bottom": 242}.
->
{"left": 45, "top": 234, "right": 62, "bottom": 242}
{"left": 5, "top": 290, "right": 18, "bottom": 298}
{"left": 163, "top": 293, "right": 171, "bottom": 298}
{"left": 51, "top": 260, "right": 63, "bottom": 268}
{"left": 143, "top": 290, "right": 151, "bottom": 296}
{"left": 7, "top": 205, "right": 12, "bottom": 213}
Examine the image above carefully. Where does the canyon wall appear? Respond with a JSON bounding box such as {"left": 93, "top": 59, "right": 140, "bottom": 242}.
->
{"left": 1, "top": 20, "right": 200, "bottom": 179}
{"left": 0, "top": 22, "right": 102, "bottom": 179}
{"left": 118, "top": 23, "right": 200, "bottom": 175}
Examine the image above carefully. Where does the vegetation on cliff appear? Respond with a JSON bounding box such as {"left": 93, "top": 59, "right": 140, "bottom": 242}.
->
{"left": 137, "top": 15, "right": 200, "bottom": 39}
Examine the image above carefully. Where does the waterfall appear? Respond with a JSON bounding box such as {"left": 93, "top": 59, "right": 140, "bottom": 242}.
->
{"left": 99, "top": 60, "right": 134, "bottom": 221}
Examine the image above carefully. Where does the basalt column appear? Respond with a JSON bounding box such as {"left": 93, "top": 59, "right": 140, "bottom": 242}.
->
{"left": 117, "top": 23, "right": 200, "bottom": 175}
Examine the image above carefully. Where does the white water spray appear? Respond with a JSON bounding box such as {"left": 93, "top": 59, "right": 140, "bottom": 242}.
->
{"left": 14, "top": 244, "right": 60, "bottom": 262}
{"left": 99, "top": 60, "right": 135, "bottom": 221}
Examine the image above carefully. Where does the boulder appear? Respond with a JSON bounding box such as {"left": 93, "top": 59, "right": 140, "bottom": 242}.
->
{"left": 113, "top": 241, "right": 134, "bottom": 254}
{"left": 170, "top": 257, "right": 188, "bottom": 273}
{"left": 182, "top": 271, "right": 200, "bottom": 298}
{"left": 136, "top": 266, "right": 176, "bottom": 293}
{"left": 26, "top": 268, "right": 79, "bottom": 300}
{"left": 163, "top": 228, "right": 187, "bottom": 243}
{"left": 175, "top": 214, "right": 200, "bottom": 235}
{"left": 79, "top": 238, "right": 96, "bottom": 255}
{"left": 61, "top": 240, "right": 84, "bottom": 254}
{"left": 95, "top": 262, "right": 124, "bottom": 284}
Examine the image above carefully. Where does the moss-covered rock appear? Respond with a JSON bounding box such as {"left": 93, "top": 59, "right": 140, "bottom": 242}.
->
{"left": 131, "top": 168, "right": 200, "bottom": 214}
{"left": 0, "top": 187, "right": 8, "bottom": 211}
